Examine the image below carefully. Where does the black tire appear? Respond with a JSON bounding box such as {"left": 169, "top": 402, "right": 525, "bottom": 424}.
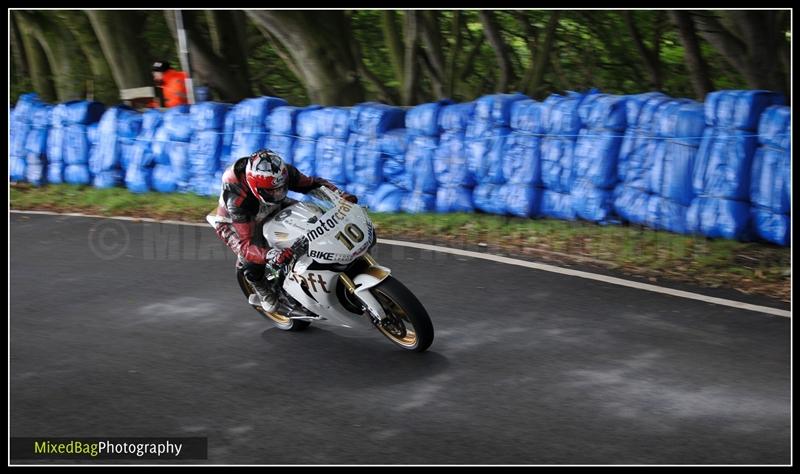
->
{"left": 236, "top": 269, "right": 310, "bottom": 331}
{"left": 370, "top": 276, "right": 434, "bottom": 352}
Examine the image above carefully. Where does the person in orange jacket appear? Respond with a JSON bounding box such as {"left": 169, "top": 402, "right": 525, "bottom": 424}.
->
{"left": 150, "top": 60, "right": 188, "bottom": 108}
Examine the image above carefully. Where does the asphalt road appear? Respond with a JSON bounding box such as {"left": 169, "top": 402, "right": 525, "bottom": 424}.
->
{"left": 10, "top": 213, "right": 791, "bottom": 465}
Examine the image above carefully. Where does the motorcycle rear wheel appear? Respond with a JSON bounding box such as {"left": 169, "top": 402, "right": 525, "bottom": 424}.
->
{"left": 236, "top": 269, "right": 310, "bottom": 331}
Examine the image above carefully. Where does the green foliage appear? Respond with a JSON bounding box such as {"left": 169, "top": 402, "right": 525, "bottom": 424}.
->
{"left": 10, "top": 9, "right": 790, "bottom": 106}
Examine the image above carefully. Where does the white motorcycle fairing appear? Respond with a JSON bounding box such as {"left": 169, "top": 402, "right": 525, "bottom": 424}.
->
{"left": 263, "top": 188, "right": 389, "bottom": 327}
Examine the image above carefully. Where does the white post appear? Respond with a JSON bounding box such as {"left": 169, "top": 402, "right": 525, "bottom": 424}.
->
{"left": 175, "top": 10, "right": 196, "bottom": 105}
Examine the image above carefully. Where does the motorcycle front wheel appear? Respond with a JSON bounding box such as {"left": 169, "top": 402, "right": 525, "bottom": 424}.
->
{"left": 236, "top": 269, "right": 310, "bottom": 331}
{"left": 370, "top": 276, "right": 434, "bottom": 352}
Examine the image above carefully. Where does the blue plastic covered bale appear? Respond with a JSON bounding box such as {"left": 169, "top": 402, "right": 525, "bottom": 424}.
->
{"left": 349, "top": 103, "right": 405, "bottom": 135}
{"left": 474, "top": 93, "right": 528, "bottom": 127}
{"left": 613, "top": 186, "right": 652, "bottom": 225}
{"left": 24, "top": 104, "right": 52, "bottom": 156}
{"left": 625, "top": 92, "right": 669, "bottom": 128}
{"left": 163, "top": 108, "right": 193, "bottom": 142}
{"left": 466, "top": 128, "right": 509, "bottom": 185}
{"left": 540, "top": 137, "right": 575, "bottom": 193}
{"left": 757, "top": 105, "right": 790, "bottom": 149}
{"left": 693, "top": 128, "right": 758, "bottom": 200}
{"left": 371, "top": 183, "right": 406, "bottom": 212}
{"left": 231, "top": 131, "right": 266, "bottom": 161}
{"left": 434, "top": 131, "right": 473, "bottom": 187}
{"left": 345, "top": 134, "right": 383, "bottom": 185}
{"left": 750, "top": 146, "right": 790, "bottom": 214}
{"left": 571, "top": 179, "right": 614, "bottom": 222}
{"left": 116, "top": 109, "right": 143, "bottom": 139}
{"left": 318, "top": 107, "right": 351, "bottom": 139}
{"left": 686, "top": 196, "right": 751, "bottom": 240}
{"left": 406, "top": 100, "right": 451, "bottom": 136}
{"left": 47, "top": 106, "right": 68, "bottom": 165}
{"left": 379, "top": 128, "right": 409, "bottom": 156}
{"left": 572, "top": 129, "right": 621, "bottom": 189}
{"left": 295, "top": 106, "right": 325, "bottom": 138}
{"left": 382, "top": 157, "right": 410, "bottom": 190}
{"left": 644, "top": 196, "right": 689, "bottom": 234}
{"left": 152, "top": 164, "right": 178, "bottom": 193}
{"left": 655, "top": 100, "right": 705, "bottom": 147}
{"left": 267, "top": 134, "right": 296, "bottom": 165}
{"left": 439, "top": 102, "right": 475, "bottom": 131}
{"left": 542, "top": 92, "right": 585, "bottom": 134}
{"left": 189, "top": 130, "right": 223, "bottom": 177}
{"left": 578, "top": 94, "right": 627, "bottom": 131}
{"left": 435, "top": 185, "right": 474, "bottom": 213}
{"left": 704, "top": 90, "right": 784, "bottom": 130}
{"left": 191, "top": 102, "right": 228, "bottom": 131}
{"left": 63, "top": 100, "right": 106, "bottom": 125}
{"left": 653, "top": 141, "right": 697, "bottom": 206}
{"left": 124, "top": 145, "right": 154, "bottom": 193}
{"left": 405, "top": 135, "right": 439, "bottom": 193}
{"left": 292, "top": 139, "right": 316, "bottom": 177}
{"left": 345, "top": 183, "right": 375, "bottom": 208}
{"left": 168, "top": 142, "right": 192, "bottom": 192}
{"left": 502, "top": 132, "right": 541, "bottom": 186}
{"left": 221, "top": 108, "right": 236, "bottom": 162}
{"left": 11, "top": 93, "right": 40, "bottom": 124}
{"left": 752, "top": 209, "right": 790, "bottom": 246}
{"left": 618, "top": 135, "right": 657, "bottom": 191}
{"left": 402, "top": 191, "right": 437, "bottom": 213}
{"left": 63, "top": 125, "right": 91, "bottom": 165}
{"left": 11, "top": 156, "right": 27, "bottom": 182}
{"left": 93, "top": 170, "right": 122, "bottom": 188}
{"left": 47, "top": 162, "right": 64, "bottom": 184}
{"left": 234, "top": 96, "right": 287, "bottom": 130}
{"left": 473, "top": 183, "right": 507, "bottom": 215}
{"left": 510, "top": 99, "right": 545, "bottom": 133}
{"left": 541, "top": 190, "right": 576, "bottom": 220}
{"left": 64, "top": 164, "right": 91, "bottom": 185}
{"left": 315, "top": 136, "right": 348, "bottom": 187}
{"left": 26, "top": 153, "right": 47, "bottom": 186}
{"left": 269, "top": 106, "right": 307, "bottom": 136}
{"left": 504, "top": 184, "right": 541, "bottom": 218}
{"left": 151, "top": 127, "right": 172, "bottom": 166}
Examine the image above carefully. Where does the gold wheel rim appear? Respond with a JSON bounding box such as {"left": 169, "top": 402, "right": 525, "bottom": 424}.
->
{"left": 373, "top": 290, "right": 418, "bottom": 347}
{"left": 245, "top": 281, "right": 292, "bottom": 325}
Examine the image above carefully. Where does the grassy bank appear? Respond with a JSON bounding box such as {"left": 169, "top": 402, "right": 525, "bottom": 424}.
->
{"left": 11, "top": 183, "right": 790, "bottom": 302}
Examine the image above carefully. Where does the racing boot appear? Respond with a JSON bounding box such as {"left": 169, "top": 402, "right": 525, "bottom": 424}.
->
{"left": 248, "top": 277, "right": 279, "bottom": 313}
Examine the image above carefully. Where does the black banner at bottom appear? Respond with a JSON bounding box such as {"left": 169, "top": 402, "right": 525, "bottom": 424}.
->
{"left": 11, "top": 437, "right": 208, "bottom": 460}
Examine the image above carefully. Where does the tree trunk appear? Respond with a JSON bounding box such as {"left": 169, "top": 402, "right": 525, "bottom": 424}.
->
{"left": 246, "top": 10, "right": 365, "bottom": 105}
{"left": 401, "top": 11, "right": 420, "bottom": 105}
{"left": 205, "top": 11, "right": 253, "bottom": 98}
{"left": 669, "top": 10, "right": 714, "bottom": 99}
{"left": 164, "top": 10, "right": 251, "bottom": 102}
{"left": 478, "top": 11, "right": 514, "bottom": 92}
{"left": 445, "top": 11, "right": 462, "bottom": 98}
{"left": 527, "top": 11, "right": 560, "bottom": 97}
{"left": 690, "top": 10, "right": 786, "bottom": 94}
{"left": 87, "top": 10, "right": 153, "bottom": 90}
{"left": 381, "top": 11, "right": 405, "bottom": 88}
{"left": 57, "top": 10, "right": 118, "bottom": 104}
{"left": 417, "top": 11, "right": 446, "bottom": 98}
{"left": 622, "top": 11, "right": 662, "bottom": 89}
{"left": 345, "top": 13, "right": 399, "bottom": 104}
{"left": 14, "top": 12, "right": 57, "bottom": 102}
{"left": 10, "top": 13, "right": 28, "bottom": 80}
{"left": 17, "top": 11, "right": 87, "bottom": 101}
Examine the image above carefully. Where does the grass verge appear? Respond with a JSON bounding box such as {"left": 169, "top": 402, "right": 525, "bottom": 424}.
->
{"left": 11, "top": 183, "right": 790, "bottom": 303}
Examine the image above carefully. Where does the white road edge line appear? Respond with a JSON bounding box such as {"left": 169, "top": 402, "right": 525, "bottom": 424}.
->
{"left": 11, "top": 209, "right": 791, "bottom": 318}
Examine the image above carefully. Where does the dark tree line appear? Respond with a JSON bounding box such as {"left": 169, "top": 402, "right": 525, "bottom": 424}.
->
{"left": 10, "top": 10, "right": 791, "bottom": 106}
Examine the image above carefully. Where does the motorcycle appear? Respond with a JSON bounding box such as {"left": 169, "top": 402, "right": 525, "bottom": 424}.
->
{"left": 206, "top": 186, "right": 434, "bottom": 352}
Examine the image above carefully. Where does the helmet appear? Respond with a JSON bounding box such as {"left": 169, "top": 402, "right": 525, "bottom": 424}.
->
{"left": 152, "top": 61, "right": 170, "bottom": 72}
{"left": 245, "top": 149, "right": 289, "bottom": 204}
